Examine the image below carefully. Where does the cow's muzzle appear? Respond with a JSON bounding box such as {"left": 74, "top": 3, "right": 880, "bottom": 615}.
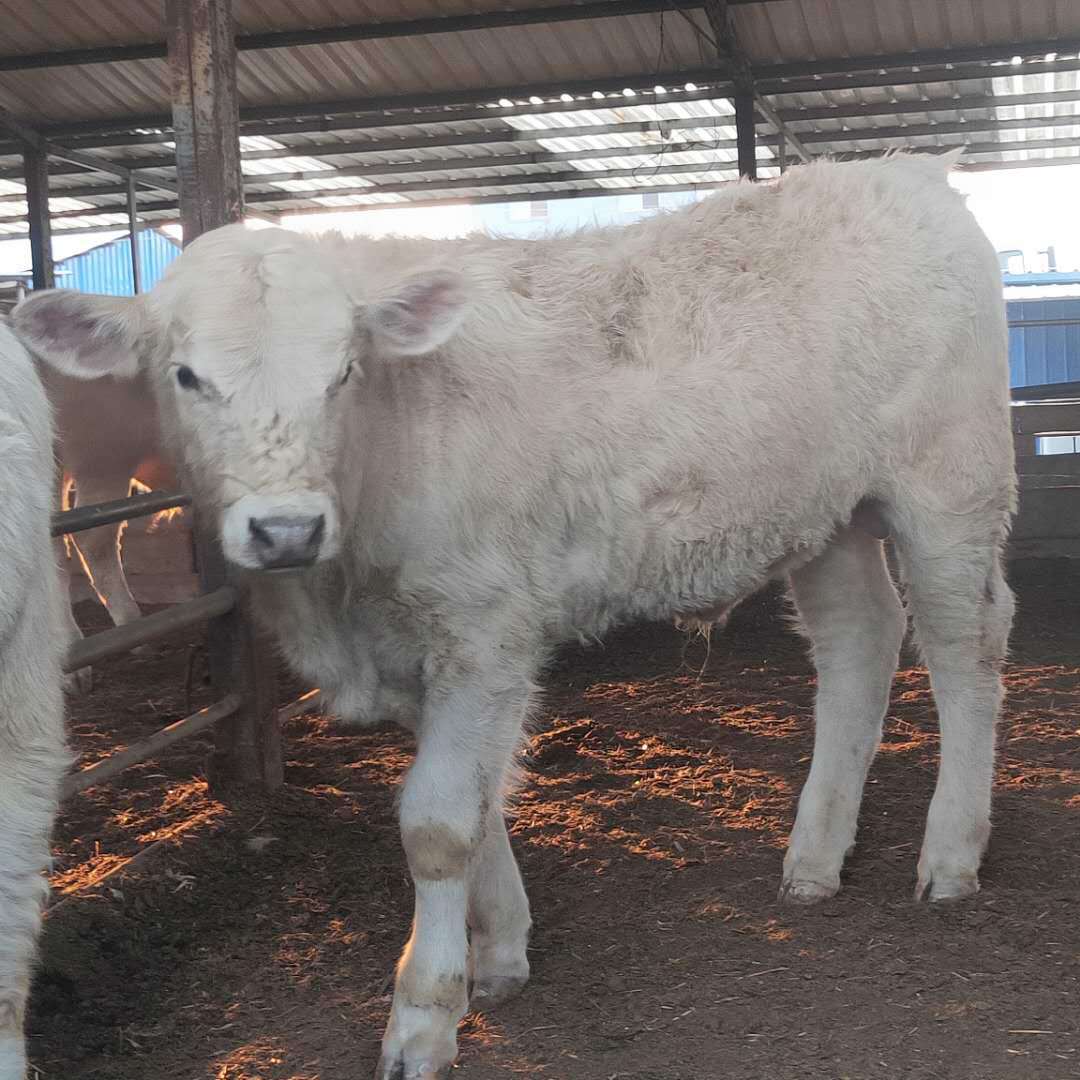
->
{"left": 221, "top": 491, "right": 339, "bottom": 570}
{"left": 248, "top": 514, "right": 325, "bottom": 570}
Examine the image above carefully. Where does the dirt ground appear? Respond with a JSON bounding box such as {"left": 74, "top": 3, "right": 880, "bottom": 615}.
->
{"left": 28, "top": 550, "right": 1080, "bottom": 1080}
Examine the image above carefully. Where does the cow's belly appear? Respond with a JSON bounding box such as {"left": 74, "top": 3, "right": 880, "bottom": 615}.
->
{"left": 549, "top": 513, "right": 837, "bottom": 642}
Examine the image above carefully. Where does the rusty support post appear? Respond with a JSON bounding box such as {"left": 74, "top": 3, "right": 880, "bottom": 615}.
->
{"left": 126, "top": 173, "right": 142, "bottom": 293}
{"left": 23, "top": 141, "right": 53, "bottom": 289}
{"left": 700, "top": 0, "right": 808, "bottom": 176}
{"left": 166, "top": 0, "right": 245, "bottom": 240}
{"left": 703, "top": 0, "right": 756, "bottom": 179}
{"left": 167, "top": 0, "right": 279, "bottom": 796}
{"left": 734, "top": 93, "right": 757, "bottom": 180}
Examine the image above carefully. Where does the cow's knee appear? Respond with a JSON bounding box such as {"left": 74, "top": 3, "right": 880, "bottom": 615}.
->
{"left": 401, "top": 823, "right": 473, "bottom": 883}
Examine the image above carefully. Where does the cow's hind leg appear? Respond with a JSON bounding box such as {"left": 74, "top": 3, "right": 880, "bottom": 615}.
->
{"left": 0, "top": 687, "right": 67, "bottom": 1077}
{"left": 54, "top": 537, "right": 92, "bottom": 694}
{"left": 781, "top": 526, "right": 906, "bottom": 903}
{"left": 378, "top": 675, "right": 530, "bottom": 1080}
{"left": 467, "top": 806, "right": 531, "bottom": 1009}
{"left": 890, "top": 501, "right": 1013, "bottom": 901}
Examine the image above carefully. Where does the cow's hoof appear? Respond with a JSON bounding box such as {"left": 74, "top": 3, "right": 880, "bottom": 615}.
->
{"left": 778, "top": 877, "right": 838, "bottom": 905}
{"left": 915, "top": 871, "right": 979, "bottom": 903}
{"left": 377, "top": 998, "right": 459, "bottom": 1080}
{"left": 375, "top": 1052, "right": 453, "bottom": 1080}
{"left": 470, "top": 974, "right": 528, "bottom": 1011}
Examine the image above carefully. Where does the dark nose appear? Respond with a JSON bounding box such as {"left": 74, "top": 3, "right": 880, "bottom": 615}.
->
{"left": 248, "top": 514, "right": 325, "bottom": 569}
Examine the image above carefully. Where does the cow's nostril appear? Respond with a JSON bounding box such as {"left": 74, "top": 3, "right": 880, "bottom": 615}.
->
{"left": 307, "top": 514, "right": 326, "bottom": 554}
{"left": 249, "top": 517, "right": 275, "bottom": 549}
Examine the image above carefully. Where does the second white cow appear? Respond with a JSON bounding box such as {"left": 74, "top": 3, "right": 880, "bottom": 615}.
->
{"left": 0, "top": 322, "right": 69, "bottom": 1080}
{"left": 15, "top": 153, "right": 1016, "bottom": 1079}
{"left": 43, "top": 365, "right": 175, "bottom": 687}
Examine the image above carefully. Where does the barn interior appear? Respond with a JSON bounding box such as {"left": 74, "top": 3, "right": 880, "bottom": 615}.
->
{"left": 4, "top": 4, "right": 1080, "bottom": 1079}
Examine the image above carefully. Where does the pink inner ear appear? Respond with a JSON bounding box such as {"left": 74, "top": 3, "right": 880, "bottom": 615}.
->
{"left": 375, "top": 272, "right": 465, "bottom": 353}
{"left": 29, "top": 304, "right": 111, "bottom": 353}
{"left": 15, "top": 292, "right": 136, "bottom": 378}
{"left": 397, "top": 276, "right": 461, "bottom": 326}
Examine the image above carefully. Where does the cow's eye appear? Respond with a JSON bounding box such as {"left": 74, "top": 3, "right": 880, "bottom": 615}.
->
{"left": 176, "top": 365, "right": 201, "bottom": 391}
{"left": 339, "top": 360, "right": 354, "bottom": 387}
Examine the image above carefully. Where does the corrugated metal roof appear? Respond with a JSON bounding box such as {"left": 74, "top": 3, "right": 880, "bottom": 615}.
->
{"left": 0, "top": 0, "right": 1076, "bottom": 235}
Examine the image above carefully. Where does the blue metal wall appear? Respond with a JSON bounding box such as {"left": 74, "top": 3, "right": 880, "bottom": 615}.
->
{"left": 59, "top": 229, "right": 180, "bottom": 296}
{"left": 1008, "top": 297, "right": 1080, "bottom": 389}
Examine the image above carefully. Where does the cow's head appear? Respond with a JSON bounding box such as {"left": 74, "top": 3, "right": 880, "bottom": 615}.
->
{"left": 14, "top": 224, "right": 468, "bottom": 571}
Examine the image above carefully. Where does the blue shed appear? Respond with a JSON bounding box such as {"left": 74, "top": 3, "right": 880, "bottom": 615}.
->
{"left": 1007, "top": 296, "right": 1080, "bottom": 390}
{"left": 55, "top": 229, "right": 181, "bottom": 296}
{"left": 15, "top": 229, "right": 181, "bottom": 297}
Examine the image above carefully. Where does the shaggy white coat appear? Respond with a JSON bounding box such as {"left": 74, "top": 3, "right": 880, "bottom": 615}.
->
{"left": 0, "top": 321, "right": 68, "bottom": 1080}
{"left": 15, "top": 153, "right": 1016, "bottom": 1080}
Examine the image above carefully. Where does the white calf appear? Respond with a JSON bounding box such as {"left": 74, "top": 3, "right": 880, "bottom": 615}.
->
{"left": 16, "top": 153, "right": 1016, "bottom": 1079}
{"left": 42, "top": 367, "right": 173, "bottom": 689}
{"left": 0, "top": 322, "right": 69, "bottom": 1078}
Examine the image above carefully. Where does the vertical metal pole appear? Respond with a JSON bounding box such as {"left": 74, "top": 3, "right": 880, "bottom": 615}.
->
{"left": 23, "top": 142, "right": 54, "bottom": 289}
{"left": 166, "top": 0, "right": 279, "bottom": 796}
{"left": 734, "top": 93, "right": 757, "bottom": 180}
{"left": 126, "top": 173, "right": 142, "bottom": 294}
{"left": 776, "top": 128, "right": 786, "bottom": 174}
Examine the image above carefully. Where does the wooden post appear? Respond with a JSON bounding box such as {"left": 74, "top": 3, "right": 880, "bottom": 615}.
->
{"left": 23, "top": 141, "right": 54, "bottom": 289}
{"left": 167, "top": 0, "right": 280, "bottom": 795}
{"left": 194, "top": 518, "right": 282, "bottom": 794}
{"left": 165, "top": 0, "right": 245, "bottom": 240}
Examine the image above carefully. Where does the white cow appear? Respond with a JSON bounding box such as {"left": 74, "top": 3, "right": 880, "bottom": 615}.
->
{"left": 15, "top": 153, "right": 1016, "bottom": 1079}
{"left": 43, "top": 366, "right": 174, "bottom": 688}
{"left": 0, "top": 322, "right": 69, "bottom": 1079}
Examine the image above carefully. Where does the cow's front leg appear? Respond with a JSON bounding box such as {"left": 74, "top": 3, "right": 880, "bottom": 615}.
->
{"left": 377, "top": 679, "right": 528, "bottom": 1080}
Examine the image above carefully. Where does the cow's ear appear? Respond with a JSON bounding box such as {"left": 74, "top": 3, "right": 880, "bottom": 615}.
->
{"left": 369, "top": 269, "right": 468, "bottom": 358}
{"left": 13, "top": 289, "right": 151, "bottom": 380}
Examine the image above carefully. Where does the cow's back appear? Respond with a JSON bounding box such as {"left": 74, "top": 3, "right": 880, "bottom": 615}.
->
{"left": 342, "top": 156, "right": 1010, "bottom": 639}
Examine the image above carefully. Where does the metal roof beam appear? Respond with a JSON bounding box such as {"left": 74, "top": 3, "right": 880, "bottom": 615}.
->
{"left": 6, "top": 105, "right": 1079, "bottom": 192}
{"left": 778, "top": 88, "right": 1080, "bottom": 125}
{"left": 34, "top": 84, "right": 745, "bottom": 149}
{"left": 37, "top": 32, "right": 1080, "bottom": 143}
{"left": 8, "top": 109, "right": 1080, "bottom": 205}
{"left": 16, "top": 135, "right": 1080, "bottom": 225}
{"left": 0, "top": 104, "right": 178, "bottom": 200}
{"left": 5, "top": 146, "right": 1080, "bottom": 244}
{"left": 0, "top": 2, "right": 784, "bottom": 73}
{"left": 19, "top": 85, "right": 1080, "bottom": 160}
{"left": 47, "top": 66, "right": 738, "bottom": 137}
{"left": 47, "top": 51, "right": 1080, "bottom": 142}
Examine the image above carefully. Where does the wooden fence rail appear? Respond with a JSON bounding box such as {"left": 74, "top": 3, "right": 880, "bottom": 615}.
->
{"left": 53, "top": 488, "right": 279, "bottom": 800}
{"left": 1012, "top": 398, "right": 1080, "bottom": 560}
